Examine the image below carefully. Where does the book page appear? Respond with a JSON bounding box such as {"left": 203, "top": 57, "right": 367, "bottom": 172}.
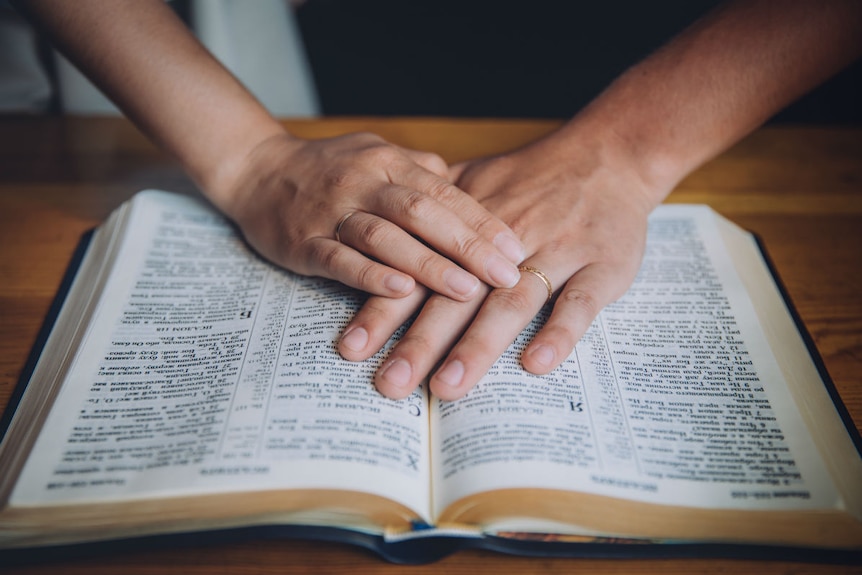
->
{"left": 10, "top": 191, "right": 429, "bottom": 519}
{"left": 432, "top": 205, "right": 842, "bottom": 521}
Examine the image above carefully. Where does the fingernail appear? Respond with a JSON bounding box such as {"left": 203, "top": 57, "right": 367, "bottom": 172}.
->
{"left": 529, "top": 344, "right": 555, "bottom": 369}
{"left": 384, "top": 273, "right": 413, "bottom": 295}
{"left": 494, "top": 232, "right": 526, "bottom": 264}
{"left": 435, "top": 359, "right": 465, "bottom": 388}
{"left": 443, "top": 268, "right": 480, "bottom": 297}
{"left": 340, "top": 326, "right": 368, "bottom": 352}
{"left": 486, "top": 254, "right": 520, "bottom": 288}
{"left": 380, "top": 358, "right": 412, "bottom": 388}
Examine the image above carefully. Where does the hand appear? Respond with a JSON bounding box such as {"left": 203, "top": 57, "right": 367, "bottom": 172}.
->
{"left": 8, "top": 1, "right": 521, "bottom": 299}
{"left": 339, "top": 131, "right": 662, "bottom": 400}
{"left": 333, "top": 0, "right": 862, "bottom": 401}
{"left": 219, "top": 131, "right": 526, "bottom": 301}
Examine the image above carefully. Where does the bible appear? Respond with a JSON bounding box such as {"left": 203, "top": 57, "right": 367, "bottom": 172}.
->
{"left": 1, "top": 190, "right": 860, "bottom": 564}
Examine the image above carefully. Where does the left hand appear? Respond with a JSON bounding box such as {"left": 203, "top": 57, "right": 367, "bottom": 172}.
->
{"left": 338, "top": 132, "right": 662, "bottom": 400}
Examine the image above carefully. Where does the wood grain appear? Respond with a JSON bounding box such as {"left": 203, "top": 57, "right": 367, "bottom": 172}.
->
{"left": 0, "top": 116, "right": 860, "bottom": 574}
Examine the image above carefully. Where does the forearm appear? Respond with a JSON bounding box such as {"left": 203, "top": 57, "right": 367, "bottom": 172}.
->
{"left": 16, "top": 0, "right": 528, "bottom": 302}
{"left": 551, "top": 0, "right": 862, "bottom": 203}
{"left": 15, "top": 0, "right": 287, "bottom": 213}
{"left": 342, "top": 1, "right": 862, "bottom": 399}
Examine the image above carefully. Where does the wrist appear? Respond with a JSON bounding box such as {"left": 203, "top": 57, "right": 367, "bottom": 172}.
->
{"left": 196, "top": 121, "right": 296, "bottom": 219}
{"left": 588, "top": 74, "right": 699, "bottom": 201}
{"left": 535, "top": 108, "right": 679, "bottom": 215}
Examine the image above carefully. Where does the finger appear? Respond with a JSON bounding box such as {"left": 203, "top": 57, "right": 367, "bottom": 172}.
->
{"left": 334, "top": 210, "right": 484, "bottom": 301}
{"left": 429, "top": 264, "right": 557, "bottom": 401}
{"left": 298, "top": 236, "right": 417, "bottom": 297}
{"left": 390, "top": 157, "right": 518, "bottom": 252}
{"left": 522, "top": 263, "right": 629, "bottom": 375}
{"left": 338, "top": 284, "right": 430, "bottom": 362}
{"left": 316, "top": 142, "right": 521, "bottom": 291}
{"left": 373, "top": 285, "right": 490, "bottom": 400}
{"left": 368, "top": 182, "right": 524, "bottom": 290}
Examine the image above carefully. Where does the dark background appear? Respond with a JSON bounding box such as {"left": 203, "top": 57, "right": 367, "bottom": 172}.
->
{"left": 295, "top": 0, "right": 862, "bottom": 124}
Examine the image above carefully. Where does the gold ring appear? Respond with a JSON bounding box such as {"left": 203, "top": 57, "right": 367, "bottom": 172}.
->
{"left": 518, "top": 266, "right": 553, "bottom": 303}
{"left": 334, "top": 212, "right": 356, "bottom": 243}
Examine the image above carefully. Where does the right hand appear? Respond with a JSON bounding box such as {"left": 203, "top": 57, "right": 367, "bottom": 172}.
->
{"left": 217, "top": 131, "right": 526, "bottom": 300}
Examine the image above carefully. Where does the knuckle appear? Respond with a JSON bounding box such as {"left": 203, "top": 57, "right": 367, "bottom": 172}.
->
{"left": 539, "top": 235, "right": 571, "bottom": 258}
{"left": 336, "top": 131, "right": 382, "bottom": 151}
{"left": 308, "top": 240, "right": 342, "bottom": 274}
{"left": 323, "top": 167, "right": 355, "bottom": 189}
{"left": 409, "top": 252, "right": 441, "bottom": 280}
{"left": 418, "top": 152, "right": 448, "bottom": 176}
{"left": 426, "top": 180, "right": 461, "bottom": 202}
{"left": 353, "top": 261, "right": 379, "bottom": 290}
{"left": 398, "top": 331, "right": 436, "bottom": 354}
{"left": 451, "top": 232, "right": 485, "bottom": 260}
{"left": 354, "top": 131, "right": 385, "bottom": 145}
{"left": 488, "top": 287, "right": 534, "bottom": 314}
{"left": 305, "top": 239, "right": 380, "bottom": 292}
{"left": 360, "top": 143, "right": 402, "bottom": 166}
{"left": 467, "top": 211, "right": 502, "bottom": 237}
{"left": 503, "top": 212, "right": 530, "bottom": 238}
{"left": 355, "top": 216, "right": 391, "bottom": 247}
{"left": 560, "top": 287, "right": 600, "bottom": 317}
{"left": 397, "top": 189, "right": 432, "bottom": 222}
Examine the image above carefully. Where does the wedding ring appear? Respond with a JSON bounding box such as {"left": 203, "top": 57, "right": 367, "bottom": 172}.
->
{"left": 334, "top": 212, "right": 356, "bottom": 243}
{"left": 518, "top": 265, "right": 553, "bottom": 303}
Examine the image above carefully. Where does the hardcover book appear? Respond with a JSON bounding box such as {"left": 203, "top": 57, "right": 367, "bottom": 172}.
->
{"left": 1, "top": 190, "right": 860, "bottom": 564}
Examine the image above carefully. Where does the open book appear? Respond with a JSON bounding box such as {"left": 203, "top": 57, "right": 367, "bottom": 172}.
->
{"left": 1, "top": 190, "right": 860, "bottom": 564}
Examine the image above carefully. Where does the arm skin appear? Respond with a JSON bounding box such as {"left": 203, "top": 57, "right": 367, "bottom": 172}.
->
{"left": 338, "top": 0, "right": 862, "bottom": 400}
{"left": 13, "top": 0, "right": 526, "bottom": 302}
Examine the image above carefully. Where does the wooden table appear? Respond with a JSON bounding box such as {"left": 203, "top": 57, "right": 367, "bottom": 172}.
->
{"left": 1, "top": 116, "right": 860, "bottom": 574}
